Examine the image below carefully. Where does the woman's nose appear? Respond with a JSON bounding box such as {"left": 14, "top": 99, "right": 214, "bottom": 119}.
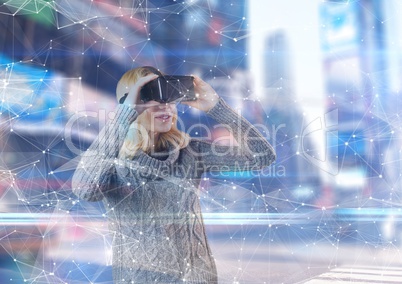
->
{"left": 159, "top": 103, "right": 174, "bottom": 109}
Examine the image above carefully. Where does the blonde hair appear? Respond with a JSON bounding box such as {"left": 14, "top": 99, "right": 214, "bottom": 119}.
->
{"left": 117, "top": 67, "right": 190, "bottom": 159}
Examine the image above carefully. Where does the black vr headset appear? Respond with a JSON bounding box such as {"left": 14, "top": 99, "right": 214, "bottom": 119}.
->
{"left": 119, "top": 67, "right": 196, "bottom": 104}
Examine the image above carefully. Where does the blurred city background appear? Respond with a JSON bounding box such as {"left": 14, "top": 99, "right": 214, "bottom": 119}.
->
{"left": 1, "top": 0, "right": 402, "bottom": 283}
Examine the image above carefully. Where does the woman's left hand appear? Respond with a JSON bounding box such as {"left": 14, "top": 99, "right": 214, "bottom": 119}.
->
{"left": 181, "top": 75, "right": 219, "bottom": 112}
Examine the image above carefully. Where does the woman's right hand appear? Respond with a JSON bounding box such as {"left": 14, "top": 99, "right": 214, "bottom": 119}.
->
{"left": 123, "top": 73, "right": 159, "bottom": 114}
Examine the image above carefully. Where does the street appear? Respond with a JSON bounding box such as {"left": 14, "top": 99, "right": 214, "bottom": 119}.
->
{"left": 209, "top": 234, "right": 402, "bottom": 283}
{"left": 2, "top": 212, "right": 402, "bottom": 283}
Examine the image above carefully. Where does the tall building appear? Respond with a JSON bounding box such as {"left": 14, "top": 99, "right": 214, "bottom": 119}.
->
{"left": 149, "top": 0, "right": 248, "bottom": 77}
{"left": 261, "top": 30, "right": 322, "bottom": 205}
{"left": 320, "top": 0, "right": 390, "bottom": 204}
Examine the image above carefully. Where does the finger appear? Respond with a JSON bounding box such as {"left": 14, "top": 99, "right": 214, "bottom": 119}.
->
{"left": 192, "top": 75, "right": 207, "bottom": 95}
{"left": 124, "top": 74, "right": 159, "bottom": 110}
{"left": 135, "top": 73, "right": 159, "bottom": 88}
{"left": 192, "top": 75, "right": 205, "bottom": 87}
{"left": 130, "top": 74, "right": 158, "bottom": 100}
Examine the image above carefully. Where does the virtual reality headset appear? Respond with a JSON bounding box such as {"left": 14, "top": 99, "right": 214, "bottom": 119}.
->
{"left": 140, "top": 75, "right": 196, "bottom": 103}
{"left": 119, "top": 75, "right": 196, "bottom": 104}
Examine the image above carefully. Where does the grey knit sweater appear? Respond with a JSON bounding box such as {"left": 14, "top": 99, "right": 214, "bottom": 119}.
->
{"left": 72, "top": 98, "right": 275, "bottom": 283}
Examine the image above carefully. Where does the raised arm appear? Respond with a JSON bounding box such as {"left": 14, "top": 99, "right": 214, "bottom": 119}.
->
{"left": 72, "top": 73, "right": 158, "bottom": 201}
{"left": 183, "top": 76, "right": 276, "bottom": 173}
{"left": 71, "top": 105, "right": 138, "bottom": 201}
{"left": 195, "top": 97, "right": 276, "bottom": 172}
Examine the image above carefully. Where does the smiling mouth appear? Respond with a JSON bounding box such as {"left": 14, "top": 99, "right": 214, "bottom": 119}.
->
{"left": 155, "top": 114, "right": 172, "bottom": 120}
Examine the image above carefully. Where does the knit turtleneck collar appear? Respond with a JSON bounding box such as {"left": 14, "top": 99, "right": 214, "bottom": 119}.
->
{"left": 133, "top": 142, "right": 180, "bottom": 174}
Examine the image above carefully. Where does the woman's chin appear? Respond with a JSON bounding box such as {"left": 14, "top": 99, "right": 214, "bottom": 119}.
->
{"left": 153, "top": 118, "right": 173, "bottom": 131}
{"left": 155, "top": 125, "right": 173, "bottom": 133}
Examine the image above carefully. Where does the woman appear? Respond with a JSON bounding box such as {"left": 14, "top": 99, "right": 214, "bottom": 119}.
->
{"left": 72, "top": 66, "right": 276, "bottom": 283}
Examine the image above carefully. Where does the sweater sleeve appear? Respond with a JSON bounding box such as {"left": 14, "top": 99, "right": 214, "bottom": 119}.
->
{"left": 71, "top": 104, "right": 138, "bottom": 202}
{"left": 195, "top": 97, "right": 276, "bottom": 173}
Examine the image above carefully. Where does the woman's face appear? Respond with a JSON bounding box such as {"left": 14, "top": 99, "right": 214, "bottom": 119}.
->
{"left": 140, "top": 100, "right": 178, "bottom": 134}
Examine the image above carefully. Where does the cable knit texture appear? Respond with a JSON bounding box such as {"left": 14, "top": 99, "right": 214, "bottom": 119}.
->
{"left": 72, "top": 98, "right": 276, "bottom": 283}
